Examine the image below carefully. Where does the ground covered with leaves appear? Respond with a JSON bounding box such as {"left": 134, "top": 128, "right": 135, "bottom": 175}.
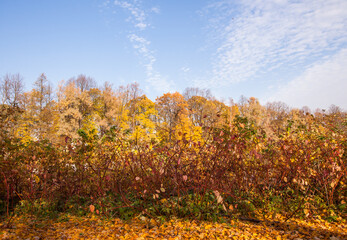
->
{"left": 1, "top": 214, "right": 346, "bottom": 240}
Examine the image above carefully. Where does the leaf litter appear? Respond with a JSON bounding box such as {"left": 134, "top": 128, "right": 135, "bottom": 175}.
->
{"left": 1, "top": 214, "right": 346, "bottom": 239}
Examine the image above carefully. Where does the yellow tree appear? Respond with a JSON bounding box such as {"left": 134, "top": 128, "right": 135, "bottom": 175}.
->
{"left": 57, "top": 75, "right": 100, "bottom": 140}
{"left": 127, "top": 95, "right": 157, "bottom": 144}
{"left": 98, "top": 82, "right": 122, "bottom": 135}
{"left": 265, "top": 101, "right": 290, "bottom": 136}
{"left": 119, "top": 83, "right": 143, "bottom": 132}
{"left": 238, "top": 97, "right": 270, "bottom": 134}
{"left": 30, "top": 74, "right": 56, "bottom": 141}
{"left": 186, "top": 95, "right": 229, "bottom": 140}
{"left": 231, "top": 104, "right": 240, "bottom": 119}
{"left": 209, "top": 99, "right": 230, "bottom": 128}
{"left": 156, "top": 92, "right": 201, "bottom": 143}
{"left": 57, "top": 81, "right": 83, "bottom": 139}
{"left": 14, "top": 92, "right": 34, "bottom": 143}
{"left": 82, "top": 87, "right": 103, "bottom": 140}
{"left": 0, "top": 73, "right": 25, "bottom": 139}
{"left": 14, "top": 74, "right": 57, "bottom": 143}
{"left": 187, "top": 95, "right": 208, "bottom": 127}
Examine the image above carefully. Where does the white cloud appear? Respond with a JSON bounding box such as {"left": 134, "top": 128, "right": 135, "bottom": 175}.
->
{"left": 113, "top": 1, "right": 172, "bottom": 92}
{"left": 206, "top": 0, "right": 347, "bottom": 86}
{"left": 269, "top": 48, "right": 347, "bottom": 110}
{"left": 135, "top": 22, "right": 147, "bottom": 30}
{"left": 114, "top": 0, "right": 148, "bottom": 30}
{"left": 128, "top": 34, "right": 150, "bottom": 52}
{"left": 151, "top": 7, "right": 160, "bottom": 14}
{"left": 128, "top": 33, "right": 172, "bottom": 93}
{"left": 181, "top": 67, "right": 190, "bottom": 73}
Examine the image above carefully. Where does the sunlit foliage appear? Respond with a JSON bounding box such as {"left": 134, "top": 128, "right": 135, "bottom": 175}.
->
{"left": 0, "top": 74, "right": 346, "bottom": 237}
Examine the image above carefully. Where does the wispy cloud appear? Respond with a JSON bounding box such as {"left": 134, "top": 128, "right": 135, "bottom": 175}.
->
{"left": 181, "top": 67, "right": 190, "bottom": 73}
{"left": 128, "top": 33, "right": 172, "bottom": 92}
{"left": 206, "top": 0, "right": 347, "bottom": 86}
{"left": 150, "top": 7, "right": 160, "bottom": 14}
{"left": 269, "top": 48, "right": 347, "bottom": 110}
{"left": 113, "top": 0, "right": 172, "bottom": 93}
{"left": 114, "top": 0, "right": 148, "bottom": 30}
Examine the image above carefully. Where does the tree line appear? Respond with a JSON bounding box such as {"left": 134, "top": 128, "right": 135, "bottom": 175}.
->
{"left": 1, "top": 73, "right": 345, "bottom": 145}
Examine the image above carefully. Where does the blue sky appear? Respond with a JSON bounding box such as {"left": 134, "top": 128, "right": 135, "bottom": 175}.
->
{"left": 1, "top": 0, "right": 346, "bottom": 110}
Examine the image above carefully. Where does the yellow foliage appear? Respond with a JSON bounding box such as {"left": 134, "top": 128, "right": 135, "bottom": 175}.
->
{"left": 2, "top": 214, "right": 346, "bottom": 239}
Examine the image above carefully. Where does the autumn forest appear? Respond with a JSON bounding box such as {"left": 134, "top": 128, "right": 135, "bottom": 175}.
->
{"left": 1, "top": 73, "right": 346, "bottom": 238}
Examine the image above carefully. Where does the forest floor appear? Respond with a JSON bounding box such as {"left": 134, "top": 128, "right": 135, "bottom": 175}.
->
{"left": 1, "top": 214, "right": 346, "bottom": 240}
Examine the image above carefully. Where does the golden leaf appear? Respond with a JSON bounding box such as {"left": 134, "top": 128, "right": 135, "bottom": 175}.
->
{"left": 34, "top": 175, "right": 40, "bottom": 183}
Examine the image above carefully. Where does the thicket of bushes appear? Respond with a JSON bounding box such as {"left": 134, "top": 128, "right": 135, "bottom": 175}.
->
{"left": 1, "top": 115, "right": 346, "bottom": 222}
